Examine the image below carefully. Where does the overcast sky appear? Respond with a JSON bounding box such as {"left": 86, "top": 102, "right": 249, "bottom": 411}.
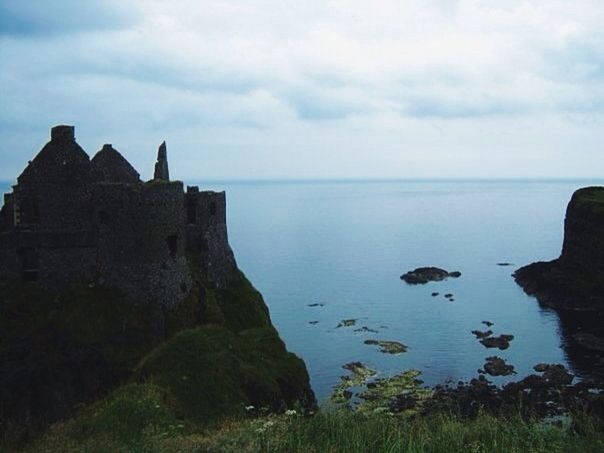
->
{"left": 1, "top": 0, "right": 603, "bottom": 181}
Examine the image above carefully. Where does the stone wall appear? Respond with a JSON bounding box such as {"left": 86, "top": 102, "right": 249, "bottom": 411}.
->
{"left": 93, "top": 181, "right": 192, "bottom": 308}
{"left": 0, "top": 194, "right": 13, "bottom": 231}
{"left": 0, "top": 126, "right": 242, "bottom": 308}
{"left": 185, "top": 187, "right": 238, "bottom": 288}
{"left": 15, "top": 126, "right": 92, "bottom": 230}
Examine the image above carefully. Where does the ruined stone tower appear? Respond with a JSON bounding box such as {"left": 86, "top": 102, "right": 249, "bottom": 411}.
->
{"left": 0, "top": 126, "right": 238, "bottom": 306}
{"left": 154, "top": 141, "right": 170, "bottom": 181}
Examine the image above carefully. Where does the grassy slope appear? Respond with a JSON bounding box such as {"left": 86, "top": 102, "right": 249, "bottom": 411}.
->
{"left": 28, "top": 401, "right": 604, "bottom": 453}
{"left": 1, "top": 267, "right": 314, "bottom": 451}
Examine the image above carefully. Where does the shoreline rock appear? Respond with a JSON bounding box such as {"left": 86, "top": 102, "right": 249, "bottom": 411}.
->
{"left": 483, "top": 356, "right": 515, "bottom": 376}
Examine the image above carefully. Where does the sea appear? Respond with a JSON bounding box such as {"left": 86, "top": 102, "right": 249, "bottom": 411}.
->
{"left": 3, "top": 179, "right": 603, "bottom": 402}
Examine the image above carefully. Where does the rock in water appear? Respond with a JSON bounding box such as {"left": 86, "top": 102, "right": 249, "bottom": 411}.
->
{"left": 471, "top": 329, "right": 493, "bottom": 339}
{"left": 483, "top": 356, "right": 515, "bottom": 376}
{"left": 364, "top": 339, "right": 408, "bottom": 354}
{"left": 480, "top": 334, "right": 514, "bottom": 350}
{"left": 400, "top": 267, "right": 462, "bottom": 284}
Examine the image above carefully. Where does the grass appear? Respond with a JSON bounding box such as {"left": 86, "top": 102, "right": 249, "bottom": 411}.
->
{"left": 25, "top": 404, "right": 604, "bottom": 453}
{"left": 573, "top": 187, "right": 604, "bottom": 214}
{"left": 0, "top": 267, "right": 314, "bottom": 450}
{"left": 135, "top": 324, "right": 312, "bottom": 423}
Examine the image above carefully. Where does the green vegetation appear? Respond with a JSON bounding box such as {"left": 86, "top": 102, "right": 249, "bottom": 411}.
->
{"left": 0, "top": 267, "right": 314, "bottom": 451}
{"left": 25, "top": 403, "right": 604, "bottom": 453}
{"left": 574, "top": 187, "right": 604, "bottom": 214}
{"left": 135, "top": 325, "right": 312, "bottom": 423}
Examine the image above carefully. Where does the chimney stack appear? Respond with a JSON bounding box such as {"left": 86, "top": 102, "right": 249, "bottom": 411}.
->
{"left": 154, "top": 141, "right": 170, "bottom": 181}
{"left": 51, "top": 125, "right": 75, "bottom": 142}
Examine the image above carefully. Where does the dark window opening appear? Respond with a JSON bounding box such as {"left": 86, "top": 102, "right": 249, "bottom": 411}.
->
{"left": 166, "top": 235, "right": 178, "bottom": 257}
{"left": 210, "top": 202, "right": 217, "bottom": 216}
{"left": 187, "top": 201, "right": 197, "bottom": 224}
{"left": 18, "top": 247, "right": 38, "bottom": 282}
{"left": 19, "top": 196, "right": 39, "bottom": 224}
{"left": 98, "top": 210, "right": 110, "bottom": 225}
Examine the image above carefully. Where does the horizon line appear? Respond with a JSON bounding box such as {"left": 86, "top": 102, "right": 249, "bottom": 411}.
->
{"left": 1, "top": 177, "right": 604, "bottom": 186}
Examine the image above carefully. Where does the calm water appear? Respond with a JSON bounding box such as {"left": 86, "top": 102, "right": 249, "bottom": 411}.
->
{"left": 202, "top": 179, "right": 604, "bottom": 401}
{"left": 2, "top": 179, "right": 603, "bottom": 401}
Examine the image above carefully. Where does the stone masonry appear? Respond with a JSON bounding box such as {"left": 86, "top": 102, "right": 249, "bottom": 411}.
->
{"left": 0, "top": 126, "right": 238, "bottom": 307}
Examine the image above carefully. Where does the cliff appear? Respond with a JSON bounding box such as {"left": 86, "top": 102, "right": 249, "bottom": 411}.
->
{"left": 0, "top": 127, "right": 316, "bottom": 448}
{"left": 514, "top": 186, "right": 604, "bottom": 312}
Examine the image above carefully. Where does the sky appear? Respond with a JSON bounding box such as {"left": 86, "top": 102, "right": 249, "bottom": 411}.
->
{"left": 1, "top": 0, "right": 603, "bottom": 181}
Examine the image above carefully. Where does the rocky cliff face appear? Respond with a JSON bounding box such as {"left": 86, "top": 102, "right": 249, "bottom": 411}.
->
{"left": 514, "top": 186, "right": 604, "bottom": 312}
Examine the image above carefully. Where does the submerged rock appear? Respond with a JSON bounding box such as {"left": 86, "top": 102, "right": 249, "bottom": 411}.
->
{"left": 354, "top": 326, "right": 378, "bottom": 333}
{"left": 307, "top": 303, "right": 325, "bottom": 307}
{"left": 400, "top": 267, "right": 462, "bottom": 284}
{"left": 483, "top": 356, "right": 515, "bottom": 376}
{"left": 431, "top": 292, "right": 440, "bottom": 297}
{"left": 497, "top": 263, "right": 514, "bottom": 266}
{"left": 480, "top": 334, "right": 514, "bottom": 350}
{"left": 364, "top": 339, "right": 408, "bottom": 354}
{"left": 337, "top": 319, "right": 357, "bottom": 328}
{"left": 482, "top": 320, "right": 494, "bottom": 327}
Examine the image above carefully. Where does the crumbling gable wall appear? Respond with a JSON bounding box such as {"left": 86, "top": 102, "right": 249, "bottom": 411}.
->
{"left": 90, "top": 144, "right": 141, "bottom": 184}
{"left": 15, "top": 126, "right": 93, "bottom": 230}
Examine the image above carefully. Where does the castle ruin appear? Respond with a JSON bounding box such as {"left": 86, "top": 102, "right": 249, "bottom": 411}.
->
{"left": 0, "top": 125, "right": 238, "bottom": 307}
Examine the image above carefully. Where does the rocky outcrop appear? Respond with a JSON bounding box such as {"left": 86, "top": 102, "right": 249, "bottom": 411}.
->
{"left": 514, "top": 187, "right": 604, "bottom": 312}
{"left": 400, "top": 267, "right": 461, "bottom": 284}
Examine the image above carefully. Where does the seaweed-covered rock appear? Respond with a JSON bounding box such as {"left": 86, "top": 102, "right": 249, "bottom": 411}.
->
{"left": 364, "top": 339, "right": 408, "bottom": 354}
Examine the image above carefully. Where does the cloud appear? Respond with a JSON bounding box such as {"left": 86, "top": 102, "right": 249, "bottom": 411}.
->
{"left": 0, "top": 0, "right": 138, "bottom": 37}
{"left": 0, "top": 0, "right": 603, "bottom": 179}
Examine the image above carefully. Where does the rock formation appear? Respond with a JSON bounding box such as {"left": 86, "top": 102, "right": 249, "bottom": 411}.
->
{"left": 514, "top": 187, "right": 604, "bottom": 312}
